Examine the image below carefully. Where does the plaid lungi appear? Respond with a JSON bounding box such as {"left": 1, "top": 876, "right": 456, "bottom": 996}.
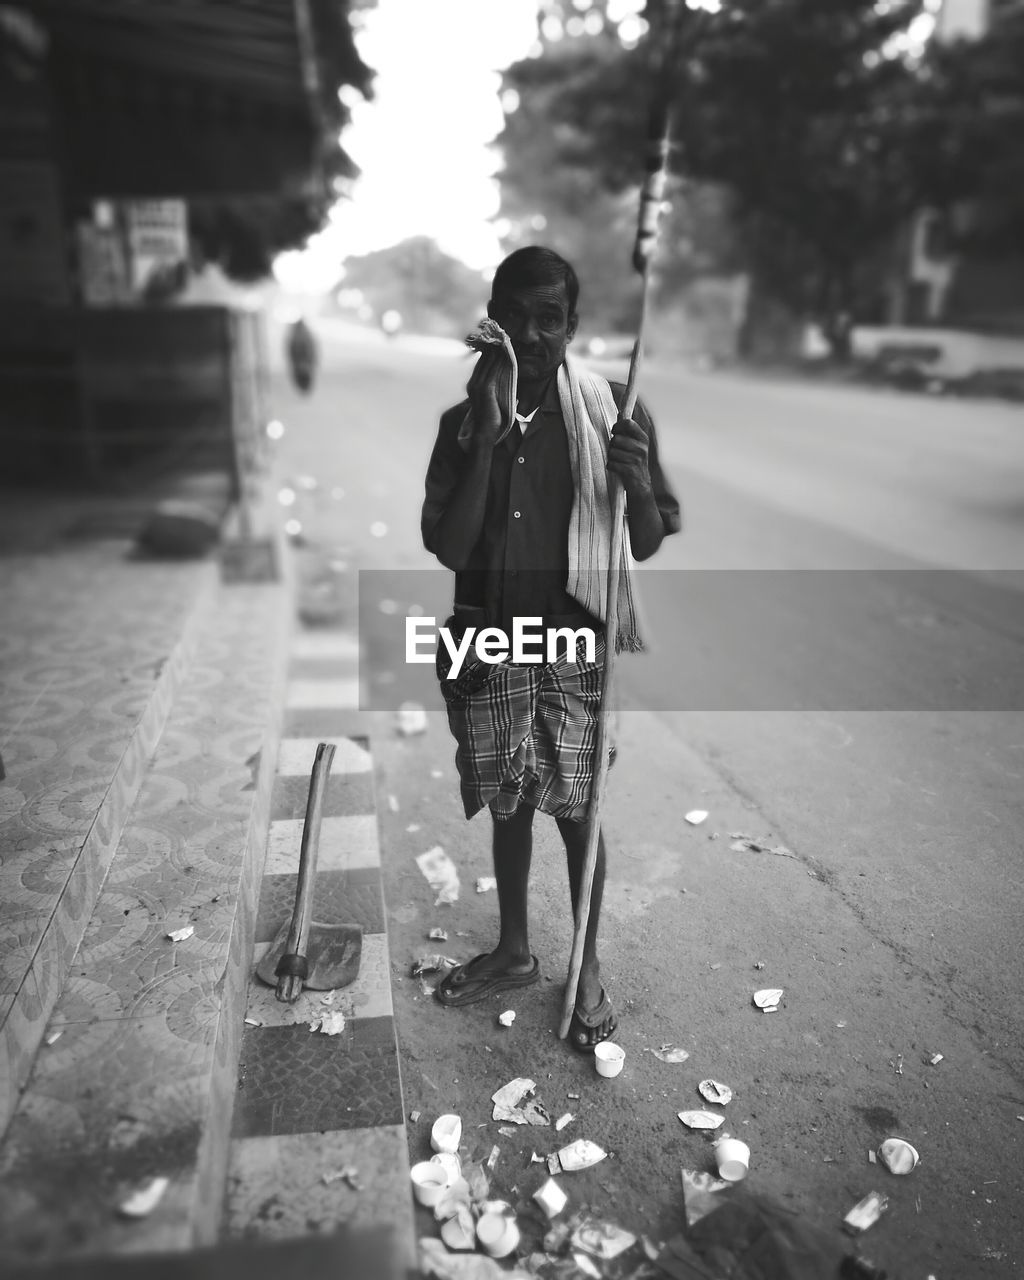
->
{"left": 438, "top": 627, "right": 612, "bottom": 822}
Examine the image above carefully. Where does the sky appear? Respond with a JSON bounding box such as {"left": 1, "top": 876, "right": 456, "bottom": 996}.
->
{"left": 273, "top": 0, "right": 542, "bottom": 294}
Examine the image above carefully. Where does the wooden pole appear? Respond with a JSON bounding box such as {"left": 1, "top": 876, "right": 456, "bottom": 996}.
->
{"left": 557, "top": 21, "right": 678, "bottom": 1041}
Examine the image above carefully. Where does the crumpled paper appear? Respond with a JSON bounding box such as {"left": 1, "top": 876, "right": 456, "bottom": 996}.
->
{"left": 491, "top": 1077, "right": 550, "bottom": 1126}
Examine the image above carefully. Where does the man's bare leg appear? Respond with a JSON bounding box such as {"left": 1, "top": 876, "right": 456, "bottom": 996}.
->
{"left": 436, "top": 803, "right": 536, "bottom": 1002}
{"left": 557, "top": 816, "right": 617, "bottom": 1048}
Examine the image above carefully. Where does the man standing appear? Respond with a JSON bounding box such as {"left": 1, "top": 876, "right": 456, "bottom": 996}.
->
{"left": 421, "top": 247, "right": 680, "bottom": 1051}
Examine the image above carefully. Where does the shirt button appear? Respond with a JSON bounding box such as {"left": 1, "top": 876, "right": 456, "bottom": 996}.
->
{"left": 518, "top": 456, "right": 525, "bottom": 464}
{"left": 513, "top": 511, "right": 521, "bottom": 519}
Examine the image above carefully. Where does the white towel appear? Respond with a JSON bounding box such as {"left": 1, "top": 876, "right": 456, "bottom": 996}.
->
{"left": 558, "top": 357, "right": 644, "bottom": 652}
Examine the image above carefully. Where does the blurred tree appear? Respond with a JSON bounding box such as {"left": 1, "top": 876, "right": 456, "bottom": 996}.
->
{"left": 501, "top": 0, "right": 928, "bottom": 358}
{"left": 339, "top": 237, "right": 488, "bottom": 336}
{"left": 910, "top": 8, "right": 1024, "bottom": 257}
{"left": 495, "top": 23, "right": 742, "bottom": 337}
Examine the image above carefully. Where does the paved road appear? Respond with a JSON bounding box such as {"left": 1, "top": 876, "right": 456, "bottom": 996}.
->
{"left": 269, "top": 322, "right": 1023, "bottom": 1279}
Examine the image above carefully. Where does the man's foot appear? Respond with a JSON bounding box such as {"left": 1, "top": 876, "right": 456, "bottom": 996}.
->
{"left": 436, "top": 952, "right": 540, "bottom": 1007}
{"left": 568, "top": 987, "right": 617, "bottom": 1053}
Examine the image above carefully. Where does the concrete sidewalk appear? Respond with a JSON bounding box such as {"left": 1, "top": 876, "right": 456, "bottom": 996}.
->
{"left": 0, "top": 490, "right": 416, "bottom": 1277}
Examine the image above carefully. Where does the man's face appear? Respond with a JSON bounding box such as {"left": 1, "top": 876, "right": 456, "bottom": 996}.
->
{"left": 488, "top": 280, "right": 577, "bottom": 384}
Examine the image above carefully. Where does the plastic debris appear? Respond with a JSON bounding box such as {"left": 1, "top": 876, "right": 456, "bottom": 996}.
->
{"left": 243, "top": 1016, "right": 263, "bottom": 1028}
{"left": 440, "top": 1204, "right": 476, "bottom": 1251}
{"left": 890, "top": 1053, "right": 904, "bottom": 1076}
{"left": 429, "top": 927, "right": 449, "bottom": 941}
{"left": 45, "top": 1030, "right": 63, "bottom": 1046}
{"left": 928, "top": 1052, "right": 944, "bottom": 1066}
{"left": 878, "top": 1137, "right": 919, "bottom": 1175}
{"left": 533, "top": 1177, "right": 568, "bottom": 1219}
{"left": 650, "top": 1044, "right": 690, "bottom": 1063}
{"left": 497, "top": 1010, "right": 516, "bottom": 1027}
{"left": 556, "top": 1139, "right": 607, "bottom": 1171}
{"left": 166, "top": 925, "right": 194, "bottom": 943}
{"left": 698, "top": 1079, "right": 733, "bottom": 1106}
{"left": 572, "top": 1253, "right": 602, "bottom": 1279}
{"left": 547, "top": 1153, "right": 561, "bottom": 1176}
{"left": 843, "top": 1191, "right": 889, "bottom": 1234}
{"left": 868, "top": 1149, "right": 877, "bottom": 1164}
{"left": 753, "top": 961, "right": 766, "bottom": 970}
{"left": 476, "top": 876, "right": 497, "bottom": 893}
{"left": 396, "top": 702, "right": 428, "bottom": 736}
{"left": 491, "top": 1077, "right": 550, "bottom": 1126}
{"left": 677, "top": 1110, "right": 725, "bottom": 1131}
{"left": 571, "top": 1216, "right": 637, "bottom": 1260}
{"left": 310, "top": 1010, "right": 346, "bottom": 1035}
{"left": 412, "top": 954, "right": 458, "bottom": 977}
{"left": 729, "top": 833, "right": 798, "bottom": 859}
{"left": 118, "top": 1176, "right": 170, "bottom": 1218}
{"left": 753, "top": 988, "right": 784, "bottom": 1012}
{"left": 410, "top": 1110, "right": 421, "bottom": 1123}
{"left": 555, "top": 1112, "right": 574, "bottom": 1132}
{"left": 431, "top": 1113, "right": 462, "bottom": 1154}
{"left": 485, "top": 1144, "right": 500, "bottom": 1171}
{"left": 685, "top": 810, "right": 708, "bottom": 825}
{"left": 681, "top": 1168, "right": 732, "bottom": 1228}
{"left": 416, "top": 846, "right": 460, "bottom": 905}
{"left": 567, "top": 1091, "right": 580, "bottom": 1100}
{"left": 322, "top": 1166, "right": 361, "bottom": 1190}
{"left": 498, "top": 1126, "right": 519, "bottom": 1137}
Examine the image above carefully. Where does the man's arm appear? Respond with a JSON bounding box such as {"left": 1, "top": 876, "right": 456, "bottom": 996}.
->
{"left": 421, "top": 349, "right": 505, "bottom": 571}
{"left": 606, "top": 395, "right": 681, "bottom": 562}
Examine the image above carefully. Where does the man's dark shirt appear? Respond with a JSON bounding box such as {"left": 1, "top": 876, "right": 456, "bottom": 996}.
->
{"left": 422, "top": 372, "right": 681, "bottom": 637}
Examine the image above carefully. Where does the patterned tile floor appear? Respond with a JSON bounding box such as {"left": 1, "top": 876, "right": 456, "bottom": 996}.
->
{"left": 0, "top": 571, "right": 289, "bottom": 1265}
{"left": 225, "top": 629, "right": 416, "bottom": 1279}
{"left": 0, "top": 547, "right": 219, "bottom": 1133}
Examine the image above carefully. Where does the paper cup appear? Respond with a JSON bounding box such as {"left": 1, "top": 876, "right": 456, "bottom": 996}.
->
{"left": 594, "top": 1041, "right": 625, "bottom": 1078}
{"left": 476, "top": 1211, "right": 520, "bottom": 1258}
{"left": 715, "top": 1138, "right": 750, "bottom": 1182}
{"left": 410, "top": 1160, "right": 449, "bottom": 1207}
{"left": 430, "top": 1113, "right": 462, "bottom": 1154}
{"left": 430, "top": 1151, "right": 461, "bottom": 1182}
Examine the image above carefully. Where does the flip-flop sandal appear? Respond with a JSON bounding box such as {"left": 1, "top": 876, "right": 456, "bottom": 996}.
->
{"left": 569, "top": 988, "right": 617, "bottom": 1054}
{"left": 435, "top": 953, "right": 541, "bottom": 1008}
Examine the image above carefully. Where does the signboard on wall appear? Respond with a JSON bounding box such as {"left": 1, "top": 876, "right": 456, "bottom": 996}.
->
{"left": 125, "top": 199, "right": 188, "bottom": 297}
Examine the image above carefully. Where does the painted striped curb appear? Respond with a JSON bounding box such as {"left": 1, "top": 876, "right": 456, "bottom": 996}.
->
{"left": 226, "top": 629, "right": 415, "bottom": 1278}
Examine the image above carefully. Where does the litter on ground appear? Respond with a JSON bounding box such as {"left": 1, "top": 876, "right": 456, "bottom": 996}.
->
{"left": 429, "top": 927, "right": 449, "bottom": 941}
{"left": 685, "top": 810, "right": 708, "bottom": 825}
{"left": 476, "top": 876, "right": 497, "bottom": 893}
{"left": 556, "top": 1139, "right": 607, "bottom": 1171}
{"left": 309, "top": 1010, "right": 346, "bottom": 1035}
{"left": 412, "top": 954, "right": 458, "bottom": 977}
{"left": 677, "top": 1110, "right": 725, "bottom": 1131}
{"left": 878, "top": 1137, "right": 919, "bottom": 1175}
{"left": 698, "top": 1079, "right": 733, "bottom": 1106}
{"left": 396, "top": 702, "right": 428, "bottom": 736}
{"left": 729, "top": 833, "right": 798, "bottom": 859}
{"left": 45, "top": 1030, "right": 63, "bottom": 1045}
{"left": 650, "top": 1044, "right": 690, "bottom": 1063}
{"left": 491, "top": 1077, "right": 550, "bottom": 1126}
{"left": 497, "top": 1010, "right": 515, "bottom": 1027}
{"left": 753, "top": 988, "right": 784, "bottom": 1012}
{"left": 843, "top": 1191, "right": 889, "bottom": 1234}
{"left": 681, "top": 1168, "right": 732, "bottom": 1228}
{"left": 416, "top": 846, "right": 460, "bottom": 905}
{"left": 166, "top": 925, "right": 194, "bottom": 943}
{"left": 571, "top": 1216, "right": 637, "bottom": 1260}
{"left": 533, "top": 1177, "right": 568, "bottom": 1219}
